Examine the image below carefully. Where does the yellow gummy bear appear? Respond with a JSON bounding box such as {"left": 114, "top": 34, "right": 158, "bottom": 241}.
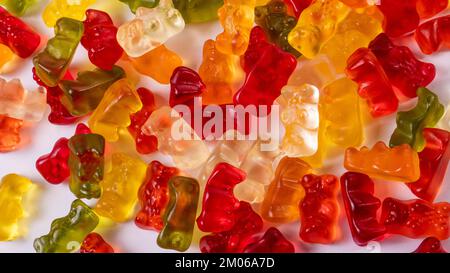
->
{"left": 0, "top": 45, "right": 14, "bottom": 72}
{"left": 288, "top": 0, "right": 350, "bottom": 59}
{"left": 95, "top": 153, "right": 147, "bottom": 222}
{"left": 88, "top": 78, "right": 143, "bottom": 142}
{"left": 0, "top": 174, "right": 33, "bottom": 241}
{"left": 42, "top": 0, "right": 96, "bottom": 27}
{"left": 321, "top": 7, "right": 382, "bottom": 72}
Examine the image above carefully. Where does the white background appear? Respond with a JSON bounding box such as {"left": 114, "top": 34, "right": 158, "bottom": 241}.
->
{"left": 0, "top": 0, "right": 449, "bottom": 253}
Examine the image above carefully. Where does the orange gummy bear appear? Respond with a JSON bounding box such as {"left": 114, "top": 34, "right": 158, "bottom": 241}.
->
{"left": 344, "top": 141, "right": 420, "bottom": 182}
{"left": 0, "top": 114, "right": 23, "bottom": 152}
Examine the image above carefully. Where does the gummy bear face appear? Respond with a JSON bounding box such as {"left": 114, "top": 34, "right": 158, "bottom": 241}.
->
{"left": 117, "top": 2, "right": 185, "bottom": 57}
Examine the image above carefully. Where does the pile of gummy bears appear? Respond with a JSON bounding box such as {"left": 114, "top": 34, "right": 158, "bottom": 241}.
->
{"left": 0, "top": 0, "right": 449, "bottom": 254}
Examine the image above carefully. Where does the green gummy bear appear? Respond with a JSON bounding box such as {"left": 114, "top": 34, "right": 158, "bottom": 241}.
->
{"left": 255, "top": 0, "right": 301, "bottom": 58}
{"left": 59, "top": 66, "right": 126, "bottom": 117}
{"left": 33, "top": 199, "right": 99, "bottom": 253}
{"left": 68, "top": 134, "right": 105, "bottom": 199}
{"left": 157, "top": 176, "right": 199, "bottom": 252}
{"left": 0, "top": 0, "right": 35, "bottom": 16}
{"left": 33, "top": 17, "right": 84, "bottom": 87}
{"left": 173, "top": 0, "right": 223, "bottom": 24}
{"left": 119, "top": 0, "right": 160, "bottom": 13}
{"left": 389, "top": 87, "right": 445, "bottom": 151}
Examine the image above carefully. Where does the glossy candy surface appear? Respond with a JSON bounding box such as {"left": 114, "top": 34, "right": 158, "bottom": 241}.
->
{"left": 80, "top": 233, "right": 114, "bottom": 253}
{"left": 243, "top": 227, "right": 295, "bottom": 253}
{"left": 42, "top": 0, "right": 96, "bottom": 27}
{"left": 157, "top": 176, "right": 200, "bottom": 252}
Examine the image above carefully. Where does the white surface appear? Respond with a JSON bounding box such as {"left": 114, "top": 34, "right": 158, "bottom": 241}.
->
{"left": 0, "top": 0, "right": 449, "bottom": 253}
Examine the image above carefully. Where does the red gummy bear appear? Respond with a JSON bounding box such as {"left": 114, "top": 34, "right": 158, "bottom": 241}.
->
{"left": 381, "top": 197, "right": 450, "bottom": 240}
{"left": 80, "top": 233, "right": 114, "bottom": 253}
{"left": 128, "top": 88, "right": 157, "bottom": 154}
{"left": 0, "top": 7, "right": 40, "bottom": 58}
{"left": 341, "top": 172, "right": 387, "bottom": 246}
{"left": 413, "top": 237, "right": 447, "bottom": 253}
{"left": 368, "top": 33, "right": 436, "bottom": 100}
{"left": 36, "top": 124, "right": 91, "bottom": 184}
{"left": 415, "top": 15, "right": 450, "bottom": 55}
{"left": 234, "top": 27, "right": 296, "bottom": 113}
{"left": 135, "top": 161, "right": 179, "bottom": 231}
{"left": 283, "top": 0, "right": 312, "bottom": 18}
{"left": 32, "top": 68, "right": 79, "bottom": 125}
{"left": 299, "top": 174, "right": 340, "bottom": 244}
{"left": 378, "top": 0, "right": 420, "bottom": 37}
{"left": 200, "top": 201, "right": 263, "bottom": 253}
{"left": 81, "top": 9, "right": 123, "bottom": 70}
{"left": 408, "top": 128, "right": 450, "bottom": 202}
{"left": 197, "top": 163, "right": 246, "bottom": 233}
{"left": 169, "top": 66, "right": 206, "bottom": 108}
{"left": 244, "top": 227, "right": 295, "bottom": 253}
{"left": 346, "top": 48, "right": 398, "bottom": 117}
{"left": 416, "top": 0, "right": 448, "bottom": 19}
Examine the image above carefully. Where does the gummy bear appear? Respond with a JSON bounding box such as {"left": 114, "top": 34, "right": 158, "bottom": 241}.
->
{"left": 369, "top": 34, "right": 436, "bottom": 100}
{"left": 0, "top": 174, "right": 33, "bottom": 241}
{"left": 378, "top": 0, "right": 419, "bottom": 37}
{"left": 200, "top": 201, "right": 263, "bottom": 253}
{"left": 416, "top": 0, "right": 448, "bottom": 19}
{"left": 68, "top": 133, "right": 105, "bottom": 199}
{"left": 261, "top": 157, "right": 311, "bottom": 223}
{"left": 128, "top": 87, "right": 158, "bottom": 154}
{"left": 116, "top": 1, "right": 185, "bottom": 58}
{"left": 173, "top": 0, "right": 223, "bottom": 23}
{"left": 95, "top": 153, "right": 147, "bottom": 222}
{"left": 321, "top": 77, "right": 364, "bottom": 148}
{"left": 340, "top": 172, "right": 387, "bottom": 246}
{"left": 277, "top": 83, "right": 319, "bottom": 157}
{"left": 234, "top": 140, "right": 280, "bottom": 204}
{"left": 88, "top": 78, "right": 143, "bottom": 142}
{"left": 0, "top": 7, "right": 40, "bottom": 58}
{"left": 415, "top": 15, "right": 450, "bottom": 55}
{"left": 0, "top": 77, "right": 47, "bottom": 122}
{"left": 135, "top": 161, "right": 179, "bottom": 231}
{"left": 33, "top": 17, "right": 84, "bottom": 87}
{"left": 81, "top": 9, "right": 123, "bottom": 71}
{"left": 255, "top": 0, "right": 301, "bottom": 57}
{"left": 215, "top": 0, "right": 257, "bottom": 56}
{"left": 198, "top": 39, "right": 238, "bottom": 105}
{"left": 243, "top": 227, "right": 295, "bottom": 253}
{"left": 389, "top": 87, "right": 444, "bottom": 151}
{"left": 59, "top": 66, "right": 125, "bottom": 117}
{"left": 407, "top": 128, "right": 450, "bottom": 202}
{"left": 119, "top": 0, "right": 160, "bottom": 13}
{"left": 345, "top": 141, "right": 420, "bottom": 183}
{"left": 80, "top": 233, "right": 114, "bottom": 253}
{"left": 142, "top": 106, "right": 210, "bottom": 170}
{"left": 321, "top": 7, "right": 382, "bottom": 72}
{"left": 0, "top": 44, "right": 13, "bottom": 71}
{"left": 32, "top": 68, "right": 79, "bottom": 125}
{"left": 299, "top": 174, "right": 340, "bottom": 244}
{"left": 346, "top": 47, "right": 398, "bottom": 117}
{"left": 42, "top": 0, "right": 96, "bottom": 27}
{"left": 197, "top": 163, "right": 246, "bottom": 233}
{"left": 34, "top": 199, "right": 99, "bottom": 253}
{"left": 287, "top": 0, "right": 350, "bottom": 59}
{"left": 0, "top": 0, "right": 35, "bottom": 16}
{"left": 36, "top": 123, "right": 91, "bottom": 185}
{"left": 234, "top": 27, "right": 297, "bottom": 111}
{"left": 199, "top": 131, "right": 255, "bottom": 183}
{"left": 0, "top": 114, "right": 22, "bottom": 152}
{"left": 381, "top": 197, "right": 450, "bottom": 240}
{"left": 36, "top": 138, "right": 70, "bottom": 185}
{"left": 128, "top": 45, "right": 182, "bottom": 84}
{"left": 413, "top": 237, "right": 447, "bottom": 253}
{"left": 157, "top": 176, "right": 200, "bottom": 252}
